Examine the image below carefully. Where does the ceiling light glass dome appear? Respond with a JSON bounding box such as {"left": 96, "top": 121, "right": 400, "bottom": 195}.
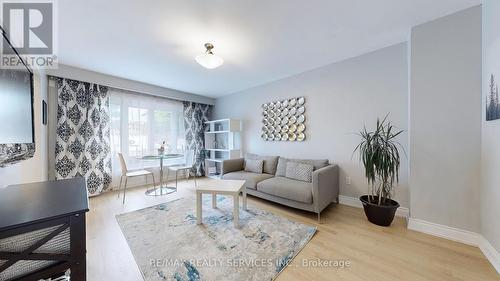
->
{"left": 196, "top": 43, "right": 224, "bottom": 69}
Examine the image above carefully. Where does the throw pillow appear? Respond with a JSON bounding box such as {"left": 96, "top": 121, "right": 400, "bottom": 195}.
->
{"left": 276, "top": 157, "right": 329, "bottom": 177}
{"left": 245, "top": 153, "right": 279, "bottom": 175}
{"left": 275, "top": 157, "right": 289, "bottom": 177}
{"left": 285, "top": 162, "right": 313, "bottom": 182}
{"left": 244, "top": 159, "right": 263, "bottom": 173}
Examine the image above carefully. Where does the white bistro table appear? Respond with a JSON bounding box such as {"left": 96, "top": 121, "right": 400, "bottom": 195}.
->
{"left": 140, "top": 154, "right": 184, "bottom": 196}
{"left": 195, "top": 180, "right": 247, "bottom": 227}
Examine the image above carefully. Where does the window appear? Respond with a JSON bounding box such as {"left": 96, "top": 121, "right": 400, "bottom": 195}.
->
{"left": 109, "top": 89, "right": 185, "bottom": 172}
{"left": 127, "top": 107, "right": 149, "bottom": 158}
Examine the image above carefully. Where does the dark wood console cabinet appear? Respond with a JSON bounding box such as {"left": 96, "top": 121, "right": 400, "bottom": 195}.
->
{"left": 0, "top": 178, "right": 89, "bottom": 281}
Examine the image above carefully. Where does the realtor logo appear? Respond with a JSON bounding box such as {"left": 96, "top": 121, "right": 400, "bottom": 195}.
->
{"left": 3, "top": 1, "right": 53, "bottom": 54}
{"left": 1, "top": 0, "right": 57, "bottom": 68}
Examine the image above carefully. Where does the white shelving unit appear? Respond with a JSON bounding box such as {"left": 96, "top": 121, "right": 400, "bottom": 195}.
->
{"left": 204, "top": 119, "right": 241, "bottom": 179}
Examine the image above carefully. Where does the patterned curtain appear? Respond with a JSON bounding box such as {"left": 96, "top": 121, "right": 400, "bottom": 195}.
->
{"left": 183, "top": 101, "right": 211, "bottom": 176}
{"left": 53, "top": 77, "right": 112, "bottom": 195}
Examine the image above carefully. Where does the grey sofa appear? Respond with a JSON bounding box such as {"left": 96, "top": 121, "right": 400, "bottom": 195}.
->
{"left": 221, "top": 154, "right": 339, "bottom": 221}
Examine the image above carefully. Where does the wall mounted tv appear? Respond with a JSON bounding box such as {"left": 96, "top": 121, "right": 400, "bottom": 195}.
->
{"left": 0, "top": 28, "right": 34, "bottom": 144}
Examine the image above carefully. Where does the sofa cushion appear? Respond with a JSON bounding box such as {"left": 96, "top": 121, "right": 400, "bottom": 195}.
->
{"left": 256, "top": 176, "right": 313, "bottom": 204}
{"left": 245, "top": 153, "right": 279, "bottom": 175}
{"left": 276, "top": 157, "right": 329, "bottom": 177}
{"left": 222, "top": 171, "right": 274, "bottom": 190}
{"left": 286, "top": 162, "right": 313, "bottom": 182}
{"left": 244, "top": 159, "right": 263, "bottom": 173}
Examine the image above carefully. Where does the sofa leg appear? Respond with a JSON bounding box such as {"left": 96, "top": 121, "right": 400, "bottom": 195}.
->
{"left": 317, "top": 212, "right": 321, "bottom": 223}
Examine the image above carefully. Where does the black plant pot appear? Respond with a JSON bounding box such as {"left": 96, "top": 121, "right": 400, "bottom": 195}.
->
{"left": 359, "top": 195, "right": 400, "bottom": 227}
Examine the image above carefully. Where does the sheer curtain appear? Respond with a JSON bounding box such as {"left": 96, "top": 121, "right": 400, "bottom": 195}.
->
{"left": 109, "top": 89, "right": 185, "bottom": 187}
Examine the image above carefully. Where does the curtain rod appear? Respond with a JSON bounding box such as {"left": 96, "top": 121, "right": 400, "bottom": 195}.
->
{"left": 47, "top": 75, "right": 213, "bottom": 106}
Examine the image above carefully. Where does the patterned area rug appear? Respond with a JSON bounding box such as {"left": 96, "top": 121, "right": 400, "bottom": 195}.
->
{"left": 116, "top": 196, "right": 316, "bottom": 281}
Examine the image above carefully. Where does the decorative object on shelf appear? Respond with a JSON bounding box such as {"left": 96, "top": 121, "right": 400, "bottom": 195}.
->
{"left": 261, "top": 97, "right": 306, "bottom": 142}
{"left": 214, "top": 122, "right": 224, "bottom": 131}
{"left": 354, "top": 115, "right": 404, "bottom": 227}
{"left": 195, "top": 43, "right": 224, "bottom": 69}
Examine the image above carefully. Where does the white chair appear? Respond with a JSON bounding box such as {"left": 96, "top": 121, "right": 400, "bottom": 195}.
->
{"left": 117, "top": 153, "right": 156, "bottom": 204}
{"left": 167, "top": 150, "right": 197, "bottom": 190}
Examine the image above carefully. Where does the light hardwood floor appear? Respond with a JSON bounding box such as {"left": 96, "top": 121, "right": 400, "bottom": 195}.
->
{"left": 87, "top": 177, "right": 499, "bottom": 281}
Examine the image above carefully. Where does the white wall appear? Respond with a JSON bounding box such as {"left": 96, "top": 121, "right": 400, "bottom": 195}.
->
{"left": 215, "top": 43, "right": 409, "bottom": 207}
{"left": 0, "top": 71, "right": 48, "bottom": 188}
{"left": 481, "top": 0, "right": 500, "bottom": 252}
{"left": 409, "top": 6, "right": 482, "bottom": 232}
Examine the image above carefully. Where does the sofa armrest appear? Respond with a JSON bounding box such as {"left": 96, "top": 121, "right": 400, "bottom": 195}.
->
{"left": 312, "top": 164, "right": 339, "bottom": 213}
{"left": 221, "top": 158, "right": 244, "bottom": 175}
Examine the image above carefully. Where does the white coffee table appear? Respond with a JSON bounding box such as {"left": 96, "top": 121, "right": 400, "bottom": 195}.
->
{"left": 195, "top": 179, "right": 247, "bottom": 227}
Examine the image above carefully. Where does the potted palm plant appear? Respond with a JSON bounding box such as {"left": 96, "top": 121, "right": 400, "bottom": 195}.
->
{"left": 354, "top": 115, "right": 404, "bottom": 227}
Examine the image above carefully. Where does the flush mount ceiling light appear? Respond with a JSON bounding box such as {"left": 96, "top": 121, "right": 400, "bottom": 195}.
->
{"left": 195, "top": 43, "right": 224, "bottom": 69}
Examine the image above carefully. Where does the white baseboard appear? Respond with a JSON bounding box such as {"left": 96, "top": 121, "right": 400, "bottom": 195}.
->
{"left": 338, "top": 195, "right": 500, "bottom": 274}
{"left": 478, "top": 236, "right": 500, "bottom": 274}
{"left": 407, "top": 218, "right": 500, "bottom": 275}
{"left": 407, "top": 218, "right": 480, "bottom": 246}
{"left": 338, "top": 195, "right": 409, "bottom": 218}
